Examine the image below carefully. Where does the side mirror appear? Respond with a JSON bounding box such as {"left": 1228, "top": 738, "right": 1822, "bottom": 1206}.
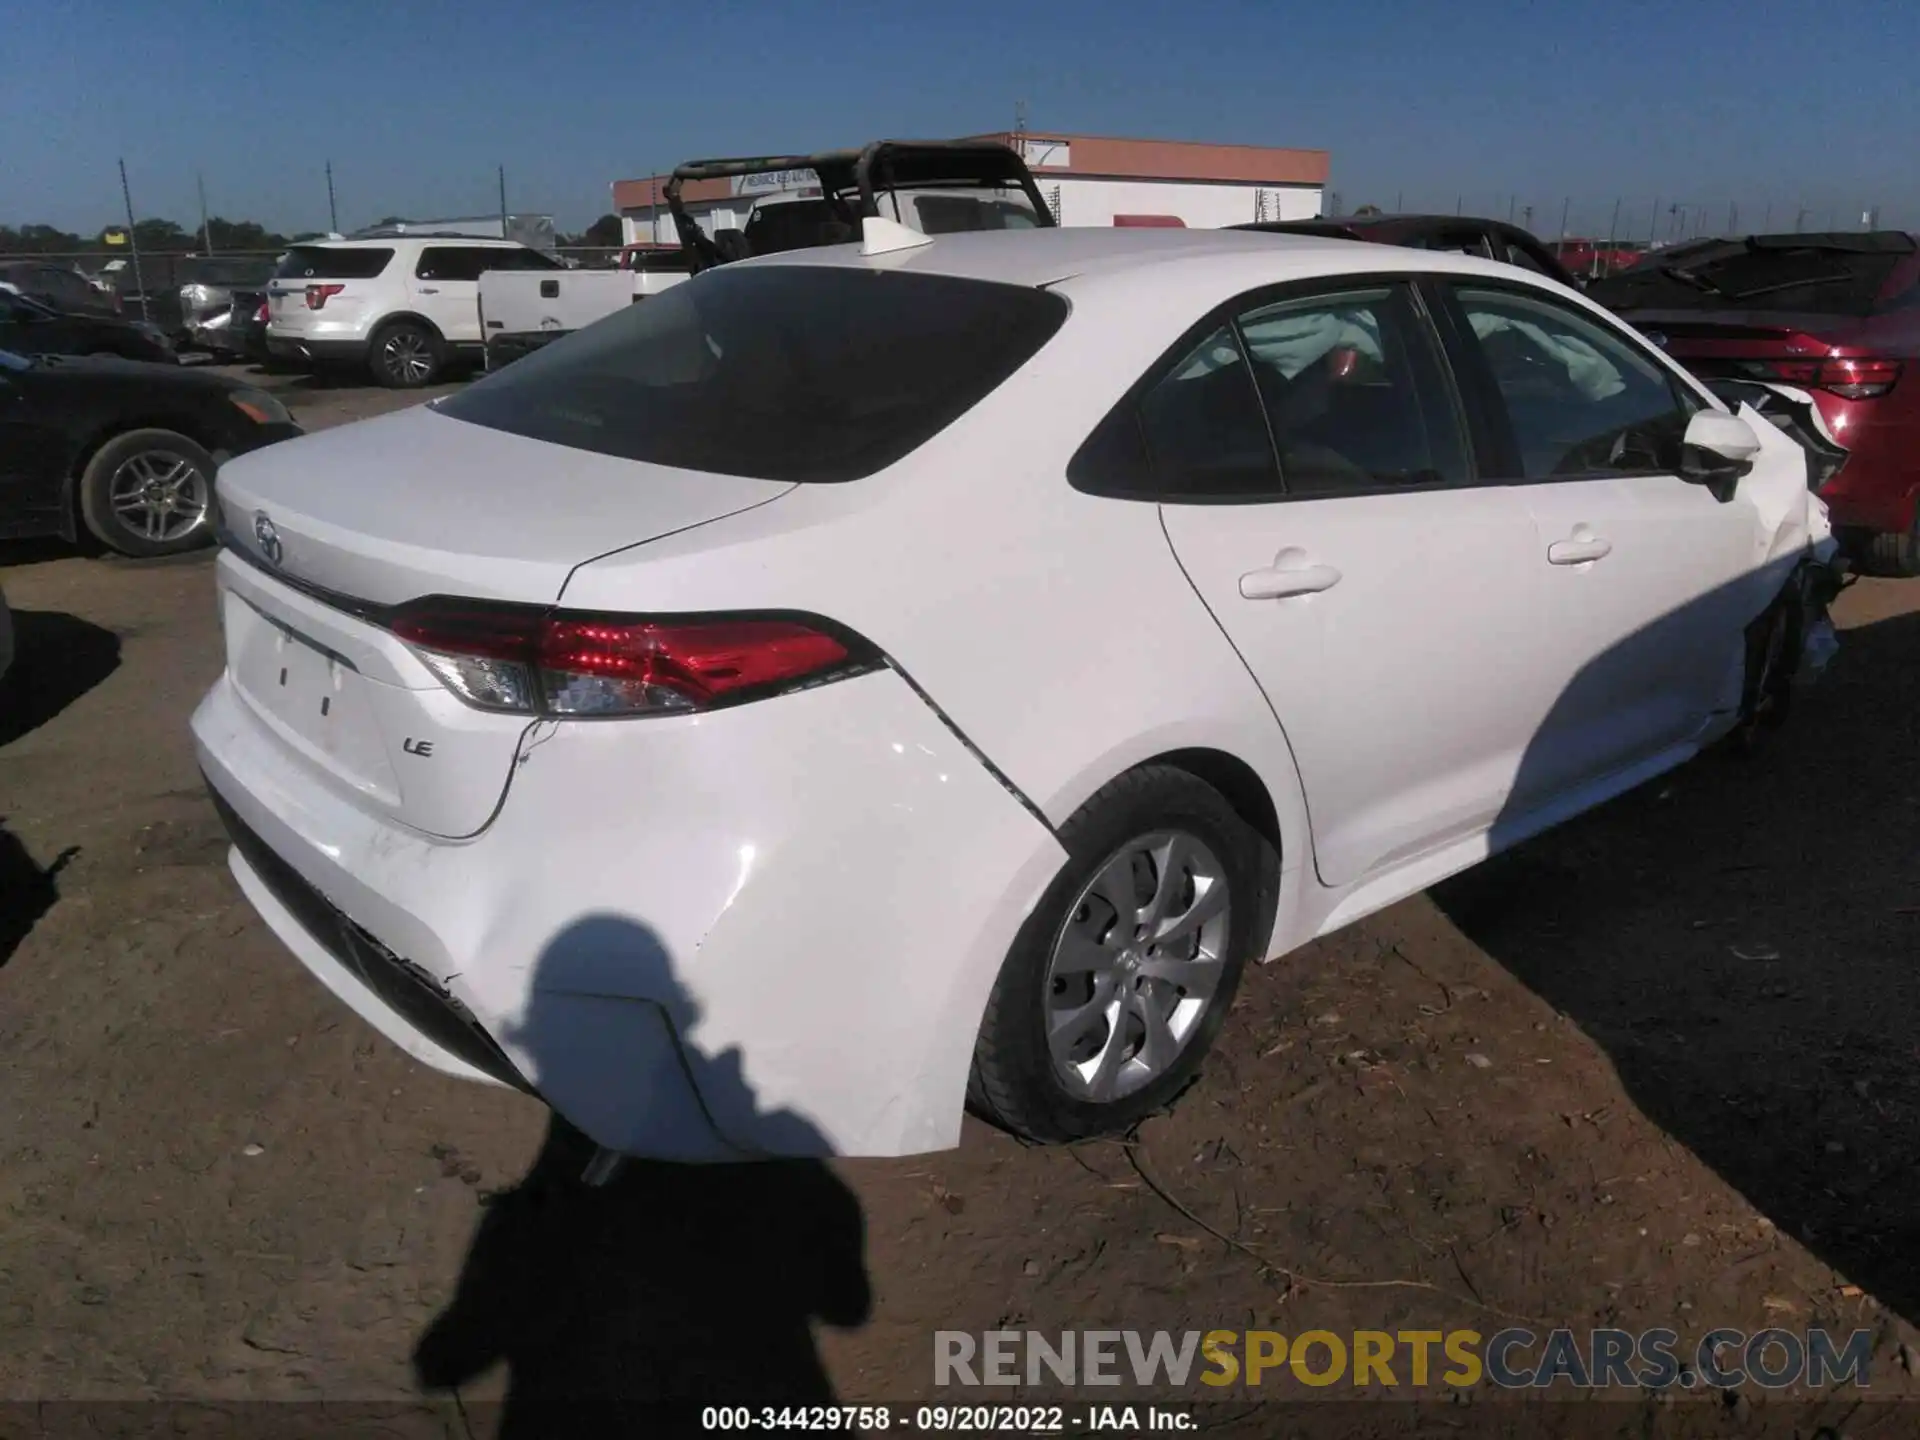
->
{"left": 1681, "top": 408, "right": 1761, "bottom": 498}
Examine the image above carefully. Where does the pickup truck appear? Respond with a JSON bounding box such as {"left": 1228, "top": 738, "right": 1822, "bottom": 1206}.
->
{"left": 477, "top": 247, "right": 690, "bottom": 369}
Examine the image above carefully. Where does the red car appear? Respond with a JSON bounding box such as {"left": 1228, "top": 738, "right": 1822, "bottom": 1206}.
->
{"left": 1590, "top": 233, "right": 1920, "bottom": 573}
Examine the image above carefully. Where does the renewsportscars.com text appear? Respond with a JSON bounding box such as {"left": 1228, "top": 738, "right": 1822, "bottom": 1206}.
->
{"left": 934, "top": 1327, "right": 1874, "bottom": 1391}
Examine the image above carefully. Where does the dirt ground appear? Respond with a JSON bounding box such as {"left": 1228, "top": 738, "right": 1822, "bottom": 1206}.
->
{"left": 5, "top": 366, "right": 1920, "bottom": 1429}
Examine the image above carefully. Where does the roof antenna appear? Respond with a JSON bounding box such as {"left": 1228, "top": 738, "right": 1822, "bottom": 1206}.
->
{"left": 861, "top": 215, "right": 934, "bottom": 256}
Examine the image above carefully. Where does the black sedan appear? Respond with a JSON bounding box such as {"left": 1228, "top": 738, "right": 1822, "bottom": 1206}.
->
{"left": 1232, "top": 213, "right": 1582, "bottom": 289}
{"left": 0, "top": 347, "right": 302, "bottom": 558}
{"left": 0, "top": 285, "right": 176, "bottom": 363}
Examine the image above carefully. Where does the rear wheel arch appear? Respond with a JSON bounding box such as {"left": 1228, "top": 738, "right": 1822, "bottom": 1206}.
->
{"left": 372, "top": 310, "right": 446, "bottom": 343}
{"left": 1149, "top": 746, "right": 1283, "bottom": 865}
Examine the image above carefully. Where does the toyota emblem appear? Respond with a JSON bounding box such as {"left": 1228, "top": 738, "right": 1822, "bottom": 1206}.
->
{"left": 253, "top": 512, "right": 284, "bottom": 566}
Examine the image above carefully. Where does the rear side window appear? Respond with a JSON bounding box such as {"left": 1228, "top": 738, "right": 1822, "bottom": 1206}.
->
{"left": 416, "top": 246, "right": 522, "bottom": 282}
{"left": 1238, "top": 286, "right": 1467, "bottom": 494}
{"left": 437, "top": 265, "right": 1068, "bottom": 482}
{"left": 274, "top": 247, "right": 393, "bottom": 281}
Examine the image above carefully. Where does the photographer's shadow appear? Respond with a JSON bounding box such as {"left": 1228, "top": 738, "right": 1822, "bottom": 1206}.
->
{"left": 413, "top": 914, "right": 872, "bottom": 1431}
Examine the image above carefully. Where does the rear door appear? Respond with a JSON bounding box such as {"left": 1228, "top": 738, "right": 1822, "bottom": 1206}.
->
{"left": 1134, "top": 279, "right": 1548, "bottom": 888}
{"left": 410, "top": 246, "right": 532, "bottom": 344}
{"left": 1434, "top": 279, "right": 1760, "bottom": 807}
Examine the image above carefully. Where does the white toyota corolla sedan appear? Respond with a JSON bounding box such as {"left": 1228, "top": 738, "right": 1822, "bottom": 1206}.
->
{"left": 193, "top": 223, "right": 1842, "bottom": 1162}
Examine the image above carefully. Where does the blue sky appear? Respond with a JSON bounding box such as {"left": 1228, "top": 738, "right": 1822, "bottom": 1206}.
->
{"left": 3, "top": 0, "right": 1916, "bottom": 241}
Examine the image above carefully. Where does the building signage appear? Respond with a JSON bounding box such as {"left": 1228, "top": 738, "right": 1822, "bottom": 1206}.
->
{"left": 733, "top": 169, "right": 819, "bottom": 196}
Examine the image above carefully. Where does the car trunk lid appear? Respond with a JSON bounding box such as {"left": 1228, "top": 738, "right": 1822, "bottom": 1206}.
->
{"left": 213, "top": 405, "right": 796, "bottom": 836}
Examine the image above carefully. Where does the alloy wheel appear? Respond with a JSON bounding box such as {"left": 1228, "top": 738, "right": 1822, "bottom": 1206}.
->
{"left": 381, "top": 330, "right": 434, "bottom": 385}
{"left": 108, "top": 450, "right": 210, "bottom": 545}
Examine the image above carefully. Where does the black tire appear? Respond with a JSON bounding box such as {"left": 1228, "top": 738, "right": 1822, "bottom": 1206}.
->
{"left": 1729, "top": 577, "right": 1808, "bottom": 755}
{"left": 77, "top": 428, "right": 218, "bottom": 559}
{"left": 369, "top": 319, "right": 442, "bottom": 389}
{"left": 968, "top": 765, "right": 1278, "bottom": 1144}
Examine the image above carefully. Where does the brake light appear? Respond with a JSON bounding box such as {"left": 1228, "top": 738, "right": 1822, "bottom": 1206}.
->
{"left": 305, "top": 283, "right": 345, "bottom": 310}
{"left": 1740, "top": 356, "right": 1901, "bottom": 400}
{"left": 386, "top": 599, "right": 879, "bottom": 717}
{"left": 254, "top": 300, "right": 269, "bottom": 324}
{"left": 1818, "top": 357, "right": 1901, "bottom": 400}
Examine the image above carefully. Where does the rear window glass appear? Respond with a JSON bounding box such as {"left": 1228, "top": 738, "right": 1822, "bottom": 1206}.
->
{"left": 1590, "top": 241, "right": 1910, "bottom": 316}
{"left": 273, "top": 246, "right": 393, "bottom": 281}
{"left": 436, "top": 265, "right": 1069, "bottom": 483}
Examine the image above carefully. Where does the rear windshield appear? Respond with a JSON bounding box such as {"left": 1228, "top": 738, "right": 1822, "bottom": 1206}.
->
{"left": 273, "top": 246, "right": 394, "bottom": 281}
{"left": 1590, "top": 239, "right": 1912, "bottom": 316}
{"left": 436, "top": 264, "right": 1069, "bottom": 483}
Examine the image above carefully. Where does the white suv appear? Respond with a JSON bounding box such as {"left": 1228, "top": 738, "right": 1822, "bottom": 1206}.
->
{"left": 265, "top": 237, "right": 563, "bottom": 389}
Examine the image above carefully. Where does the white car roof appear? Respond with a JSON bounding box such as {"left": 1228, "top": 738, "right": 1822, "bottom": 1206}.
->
{"left": 740, "top": 224, "right": 1562, "bottom": 294}
{"left": 295, "top": 236, "right": 526, "bottom": 248}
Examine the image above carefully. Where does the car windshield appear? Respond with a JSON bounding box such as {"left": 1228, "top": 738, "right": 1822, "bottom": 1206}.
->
{"left": 436, "top": 264, "right": 1069, "bottom": 483}
{"left": 1590, "top": 236, "right": 1914, "bottom": 315}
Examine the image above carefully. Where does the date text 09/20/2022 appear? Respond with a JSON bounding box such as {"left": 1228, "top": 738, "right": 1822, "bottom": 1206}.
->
{"left": 701, "top": 1406, "right": 1188, "bottom": 1432}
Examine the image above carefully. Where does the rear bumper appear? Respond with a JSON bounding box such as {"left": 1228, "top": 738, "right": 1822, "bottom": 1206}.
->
{"left": 266, "top": 334, "right": 370, "bottom": 366}
{"left": 192, "top": 663, "right": 1066, "bottom": 1160}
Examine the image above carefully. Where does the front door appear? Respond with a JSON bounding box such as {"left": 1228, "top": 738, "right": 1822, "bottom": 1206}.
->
{"left": 1146, "top": 281, "right": 1548, "bottom": 888}
{"left": 1435, "top": 280, "right": 1761, "bottom": 808}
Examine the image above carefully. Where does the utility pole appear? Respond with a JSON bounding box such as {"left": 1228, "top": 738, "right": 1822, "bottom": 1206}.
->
{"left": 1558, "top": 196, "right": 1570, "bottom": 239}
{"left": 326, "top": 160, "right": 339, "bottom": 233}
{"left": 1521, "top": 203, "right": 1534, "bottom": 233}
{"left": 118, "top": 158, "right": 148, "bottom": 324}
{"left": 498, "top": 164, "right": 508, "bottom": 226}
{"left": 1395, "top": 190, "right": 1404, "bottom": 211}
{"left": 1647, "top": 198, "right": 1660, "bottom": 247}
{"left": 1455, "top": 195, "right": 1462, "bottom": 215}
{"left": 1602, "top": 197, "right": 1621, "bottom": 278}
{"left": 197, "top": 172, "right": 213, "bottom": 253}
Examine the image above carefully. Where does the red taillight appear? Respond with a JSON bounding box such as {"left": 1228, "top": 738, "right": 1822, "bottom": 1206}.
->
{"left": 1818, "top": 356, "right": 1901, "bottom": 400}
{"left": 1743, "top": 356, "right": 1901, "bottom": 400}
{"left": 254, "top": 300, "right": 269, "bottom": 323}
{"left": 386, "top": 599, "right": 875, "bottom": 717}
{"left": 305, "top": 283, "right": 345, "bottom": 310}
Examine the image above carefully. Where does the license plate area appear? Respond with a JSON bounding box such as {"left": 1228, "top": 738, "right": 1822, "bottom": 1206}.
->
{"left": 225, "top": 590, "right": 401, "bottom": 802}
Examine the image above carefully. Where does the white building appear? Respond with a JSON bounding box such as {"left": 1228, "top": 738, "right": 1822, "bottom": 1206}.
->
{"left": 611, "top": 130, "right": 1328, "bottom": 246}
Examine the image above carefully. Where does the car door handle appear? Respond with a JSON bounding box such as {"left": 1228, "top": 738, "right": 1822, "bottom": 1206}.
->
{"left": 1548, "top": 536, "right": 1613, "bottom": 565}
{"left": 416, "top": 286, "right": 440, "bottom": 294}
{"left": 1239, "top": 562, "right": 1342, "bottom": 600}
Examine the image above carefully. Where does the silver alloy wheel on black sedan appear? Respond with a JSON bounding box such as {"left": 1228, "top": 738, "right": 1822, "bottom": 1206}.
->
{"left": 1045, "top": 830, "right": 1231, "bottom": 1102}
{"left": 108, "top": 448, "right": 210, "bottom": 547}
{"left": 968, "top": 764, "right": 1276, "bottom": 1144}
{"left": 78, "top": 428, "right": 221, "bottom": 558}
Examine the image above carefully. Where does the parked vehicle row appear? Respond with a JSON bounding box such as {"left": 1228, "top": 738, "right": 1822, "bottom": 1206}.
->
{"left": 194, "top": 221, "right": 1844, "bottom": 1165}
